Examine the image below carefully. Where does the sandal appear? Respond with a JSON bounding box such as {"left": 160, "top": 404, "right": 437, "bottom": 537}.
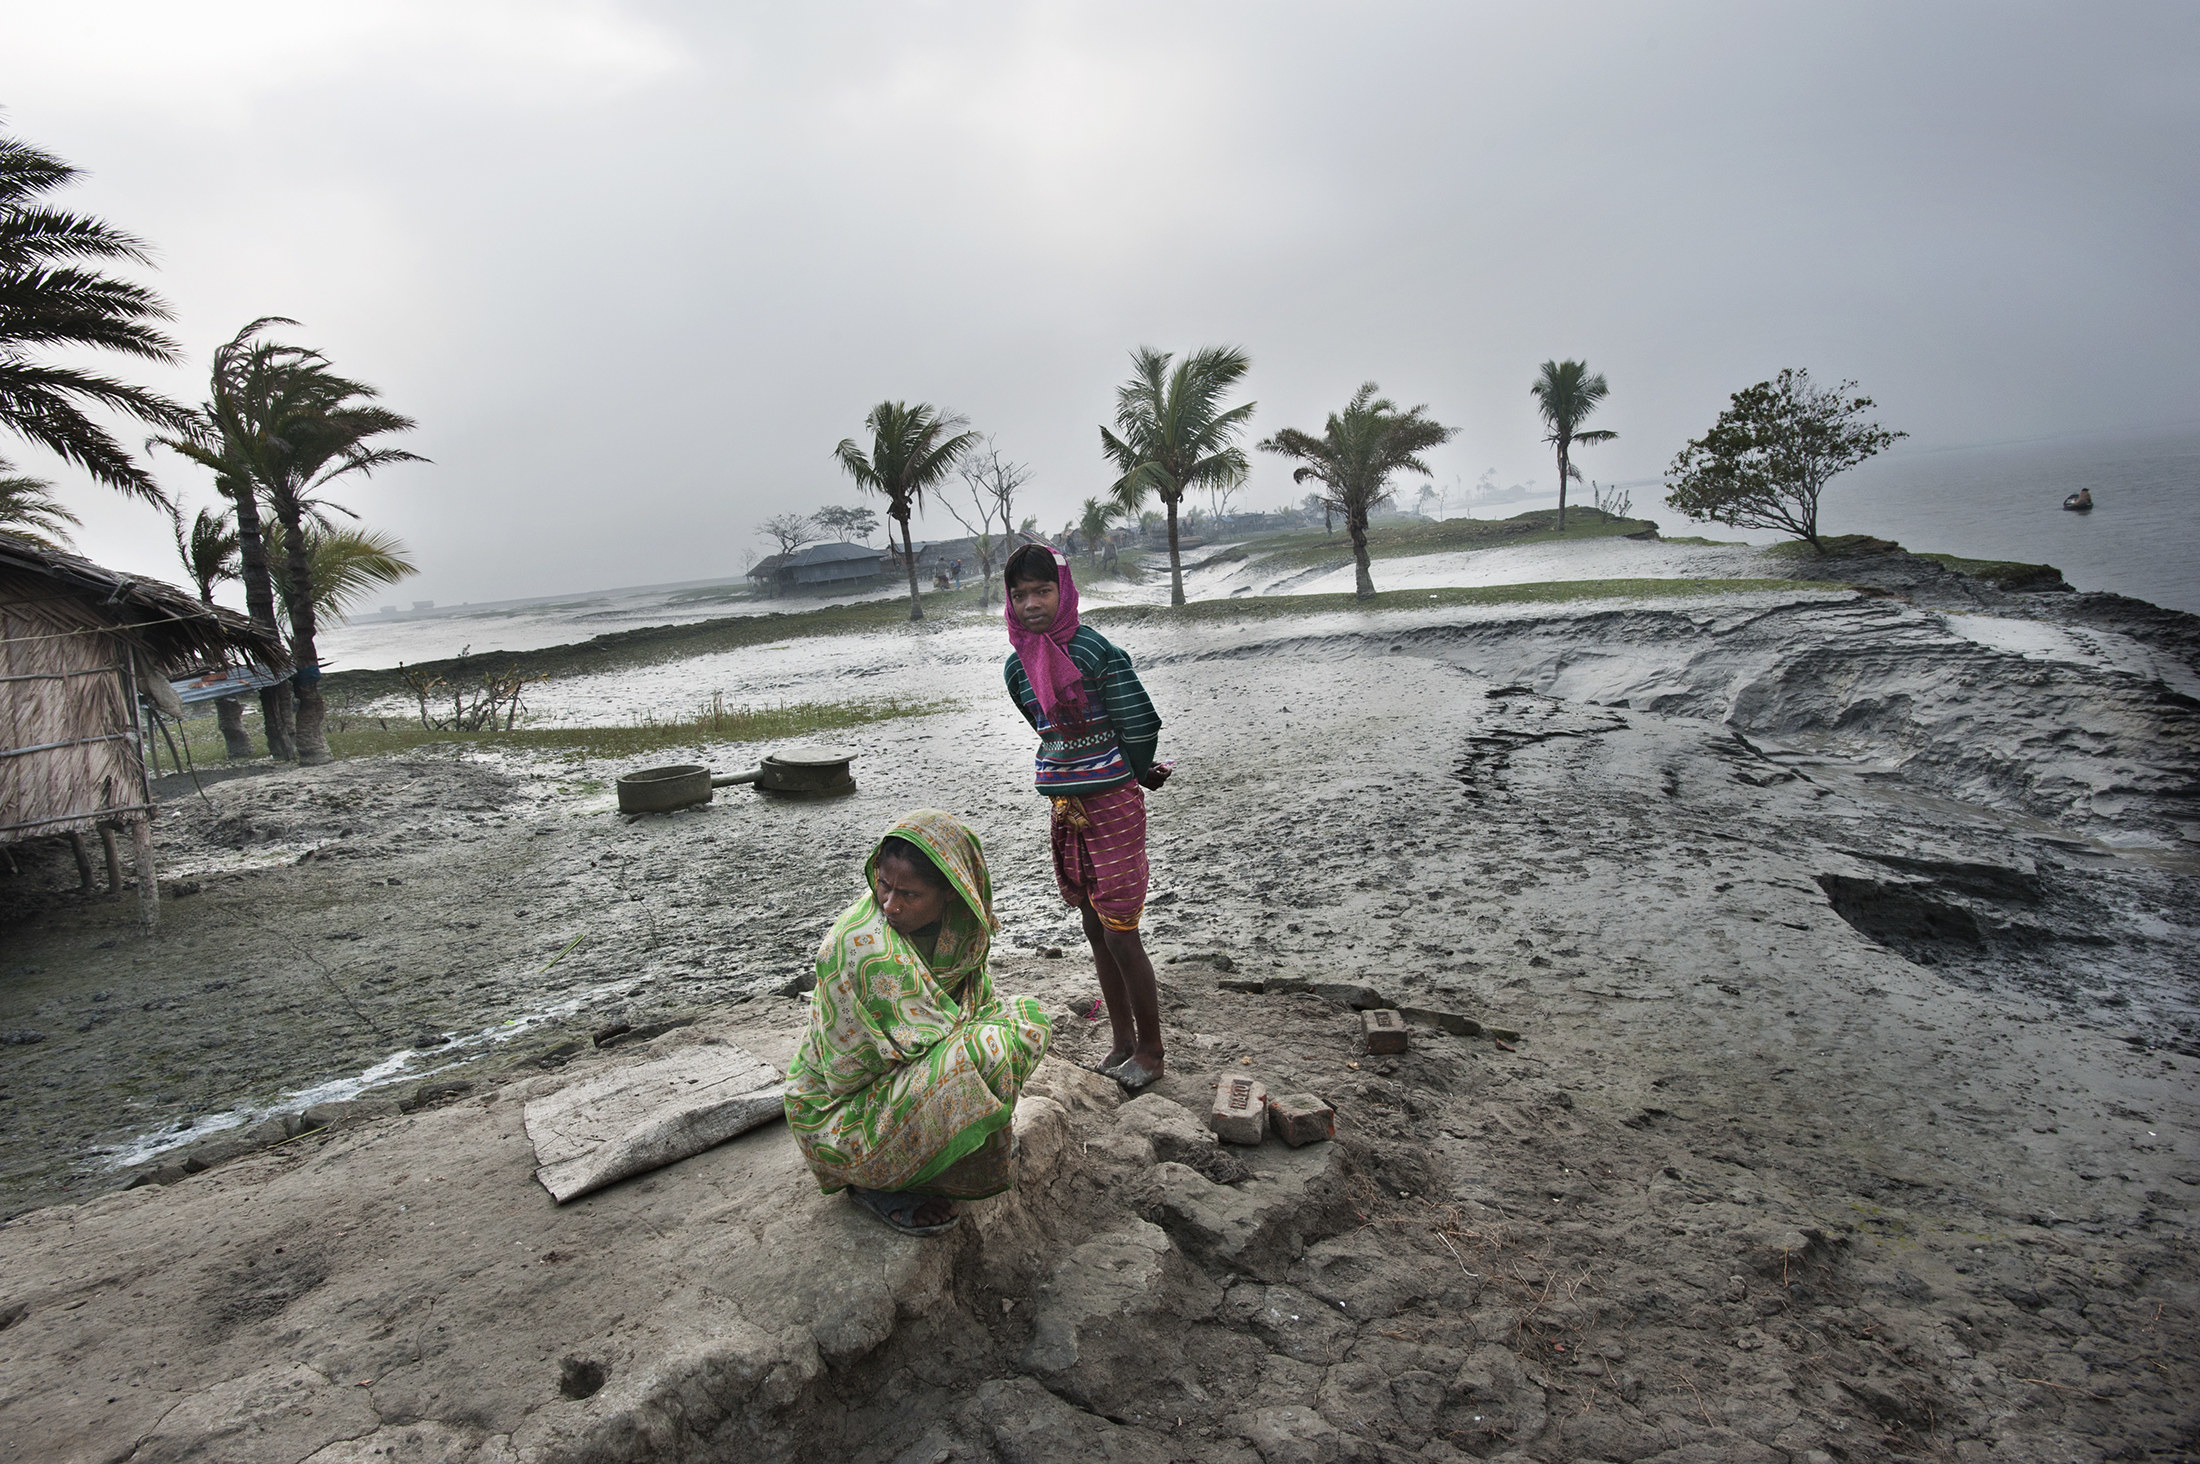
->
{"left": 1110, "top": 1058, "right": 1162, "bottom": 1093}
{"left": 846, "top": 1186, "right": 960, "bottom": 1236}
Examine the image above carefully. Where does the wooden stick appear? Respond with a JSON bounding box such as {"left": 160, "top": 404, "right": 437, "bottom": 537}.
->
{"left": 100, "top": 824, "right": 121, "bottom": 898}
{"left": 132, "top": 819, "right": 157, "bottom": 932}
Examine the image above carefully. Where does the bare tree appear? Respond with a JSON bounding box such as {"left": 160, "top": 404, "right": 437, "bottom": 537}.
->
{"left": 760, "top": 512, "right": 821, "bottom": 557}
{"left": 943, "top": 440, "right": 1030, "bottom": 609}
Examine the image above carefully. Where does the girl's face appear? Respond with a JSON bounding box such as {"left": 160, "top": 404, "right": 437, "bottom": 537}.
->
{"left": 1010, "top": 576, "right": 1060, "bottom": 633}
{"left": 874, "top": 853, "right": 950, "bottom": 934}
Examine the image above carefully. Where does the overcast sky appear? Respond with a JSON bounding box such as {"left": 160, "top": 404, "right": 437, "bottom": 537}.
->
{"left": 7, "top": 2, "right": 2197, "bottom": 605}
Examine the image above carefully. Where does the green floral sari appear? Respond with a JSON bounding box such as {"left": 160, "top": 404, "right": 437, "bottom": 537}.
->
{"left": 784, "top": 810, "right": 1053, "bottom": 1199}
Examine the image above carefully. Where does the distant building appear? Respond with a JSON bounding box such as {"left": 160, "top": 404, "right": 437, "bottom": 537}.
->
{"left": 746, "top": 541, "right": 892, "bottom": 598}
{"left": 412, "top": 600, "right": 434, "bottom": 611}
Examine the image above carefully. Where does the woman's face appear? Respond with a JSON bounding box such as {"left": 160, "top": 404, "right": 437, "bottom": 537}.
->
{"left": 874, "top": 853, "right": 951, "bottom": 934}
{"left": 1010, "top": 576, "right": 1060, "bottom": 633}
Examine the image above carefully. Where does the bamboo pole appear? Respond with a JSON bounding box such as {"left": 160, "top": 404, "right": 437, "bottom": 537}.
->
{"left": 132, "top": 819, "right": 157, "bottom": 931}
{"left": 100, "top": 825, "right": 121, "bottom": 898}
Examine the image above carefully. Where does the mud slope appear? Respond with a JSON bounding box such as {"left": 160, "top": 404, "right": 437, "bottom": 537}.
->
{"left": 2, "top": 584, "right": 2195, "bottom": 1462}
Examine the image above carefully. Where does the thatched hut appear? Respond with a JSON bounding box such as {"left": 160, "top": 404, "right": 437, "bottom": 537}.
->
{"left": 0, "top": 532, "right": 285, "bottom": 928}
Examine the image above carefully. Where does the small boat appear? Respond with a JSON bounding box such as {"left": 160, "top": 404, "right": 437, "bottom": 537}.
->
{"left": 2062, "top": 490, "right": 2093, "bottom": 512}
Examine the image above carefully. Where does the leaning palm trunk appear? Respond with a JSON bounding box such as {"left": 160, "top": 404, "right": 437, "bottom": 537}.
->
{"left": 1346, "top": 509, "right": 1376, "bottom": 599}
{"left": 228, "top": 484, "right": 296, "bottom": 760}
{"left": 897, "top": 511, "right": 924, "bottom": 621}
{"left": 1165, "top": 496, "right": 1186, "bottom": 606}
{"left": 213, "top": 697, "right": 253, "bottom": 758}
{"left": 1555, "top": 442, "right": 1571, "bottom": 530}
{"left": 275, "top": 502, "right": 332, "bottom": 764}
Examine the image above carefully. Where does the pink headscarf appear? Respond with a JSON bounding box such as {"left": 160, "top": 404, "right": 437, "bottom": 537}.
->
{"left": 1004, "top": 544, "right": 1087, "bottom": 729}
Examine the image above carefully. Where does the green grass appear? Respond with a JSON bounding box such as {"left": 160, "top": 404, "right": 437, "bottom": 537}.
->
{"left": 161, "top": 694, "right": 957, "bottom": 769}
{"left": 1089, "top": 577, "right": 1846, "bottom": 626}
{"left": 1220, "top": 507, "right": 1658, "bottom": 574}
{"left": 1914, "top": 553, "right": 2069, "bottom": 591}
{"left": 1758, "top": 535, "right": 2068, "bottom": 590}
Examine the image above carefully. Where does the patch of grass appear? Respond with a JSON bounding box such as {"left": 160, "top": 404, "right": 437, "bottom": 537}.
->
{"left": 1915, "top": 553, "right": 2069, "bottom": 591}
{"left": 1762, "top": 534, "right": 1904, "bottom": 559}
{"left": 321, "top": 587, "right": 994, "bottom": 707}
{"left": 1222, "top": 507, "right": 1658, "bottom": 574}
{"left": 1089, "top": 577, "right": 1847, "bottom": 626}
{"left": 163, "top": 695, "right": 957, "bottom": 769}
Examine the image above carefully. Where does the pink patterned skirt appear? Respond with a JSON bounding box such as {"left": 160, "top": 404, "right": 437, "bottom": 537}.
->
{"left": 1050, "top": 781, "right": 1148, "bottom": 931}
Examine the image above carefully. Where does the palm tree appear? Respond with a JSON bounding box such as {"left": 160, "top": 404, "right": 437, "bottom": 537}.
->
{"left": 263, "top": 521, "right": 418, "bottom": 621}
{"left": 0, "top": 128, "right": 192, "bottom": 502}
{"left": 834, "top": 401, "right": 979, "bottom": 621}
{"left": 157, "top": 320, "right": 424, "bottom": 764}
{"left": 1078, "top": 496, "right": 1120, "bottom": 565}
{"left": 0, "top": 464, "right": 81, "bottom": 548}
{"left": 169, "top": 504, "right": 258, "bottom": 757}
{"left": 1259, "top": 382, "right": 1457, "bottom": 600}
{"left": 1529, "top": 360, "right": 1616, "bottom": 531}
{"left": 1100, "top": 345, "right": 1255, "bottom": 606}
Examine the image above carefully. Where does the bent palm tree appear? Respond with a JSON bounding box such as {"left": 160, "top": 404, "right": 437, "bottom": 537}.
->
{"left": 157, "top": 320, "right": 425, "bottom": 764}
{"left": 1259, "top": 382, "right": 1457, "bottom": 600}
{"left": 263, "top": 521, "right": 418, "bottom": 621}
{"left": 1100, "top": 345, "right": 1254, "bottom": 606}
{"left": 1529, "top": 360, "right": 1616, "bottom": 531}
{"left": 170, "top": 504, "right": 259, "bottom": 756}
{"left": 0, "top": 129, "right": 191, "bottom": 502}
{"left": 1078, "top": 496, "right": 1119, "bottom": 565}
{"left": 834, "top": 401, "right": 979, "bottom": 621}
{"left": 0, "top": 465, "right": 81, "bottom": 548}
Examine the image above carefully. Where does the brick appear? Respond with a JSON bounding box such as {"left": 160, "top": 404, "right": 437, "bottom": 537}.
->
{"left": 1209, "top": 1075, "right": 1268, "bottom": 1145}
{"left": 1267, "top": 1092, "right": 1335, "bottom": 1147}
{"left": 1361, "top": 1008, "right": 1409, "bottom": 1054}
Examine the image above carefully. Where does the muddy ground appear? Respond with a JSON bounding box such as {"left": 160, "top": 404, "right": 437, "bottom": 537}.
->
{"left": 1, "top": 564, "right": 2196, "bottom": 1462}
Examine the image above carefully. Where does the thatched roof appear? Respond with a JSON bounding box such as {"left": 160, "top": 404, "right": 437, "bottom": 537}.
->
{"left": 0, "top": 531, "right": 288, "bottom": 673}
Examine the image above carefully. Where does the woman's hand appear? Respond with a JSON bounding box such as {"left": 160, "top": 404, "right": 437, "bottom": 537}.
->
{"left": 1137, "top": 761, "right": 1175, "bottom": 791}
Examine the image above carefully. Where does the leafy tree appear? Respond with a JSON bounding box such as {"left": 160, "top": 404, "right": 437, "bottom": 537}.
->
{"left": 169, "top": 503, "right": 252, "bottom": 755}
{"left": 811, "top": 504, "right": 879, "bottom": 544}
{"left": 1100, "top": 345, "right": 1255, "bottom": 606}
{"left": 834, "top": 401, "right": 979, "bottom": 621}
{"left": 0, "top": 464, "right": 80, "bottom": 547}
{"left": 942, "top": 440, "right": 1029, "bottom": 609}
{"left": 1259, "top": 382, "right": 1457, "bottom": 599}
{"left": 1664, "top": 368, "right": 1905, "bottom": 548}
{"left": 157, "top": 319, "right": 424, "bottom": 764}
{"left": 759, "top": 511, "right": 820, "bottom": 558}
{"left": 1529, "top": 360, "right": 1616, "bottom": 530}
{"left": 0, "top": 128, "right": 191, "bottom": 503}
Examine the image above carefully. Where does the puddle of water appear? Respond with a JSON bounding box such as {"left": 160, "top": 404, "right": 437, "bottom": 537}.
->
{"left": 98, "top": 970, "right": 655, "bottom": 1171}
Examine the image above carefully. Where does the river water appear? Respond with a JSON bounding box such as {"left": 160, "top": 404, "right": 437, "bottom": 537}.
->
{"left": 1819, "top": 425, "right": 2200, "bottom": 614}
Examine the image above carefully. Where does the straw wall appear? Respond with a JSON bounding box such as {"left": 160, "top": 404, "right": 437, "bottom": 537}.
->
{"left": 0, "top": 579, "right": 151, "bottom": 844}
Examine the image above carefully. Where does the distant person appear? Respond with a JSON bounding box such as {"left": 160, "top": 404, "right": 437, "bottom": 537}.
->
{"left": 952, "top": 557, "right": 964, "bottom": 589}
{"left": 784, "top": 811, "right": 1054, "bottom": 1235}
{"left": 1003, "top": 544, "right": 1171, "bottom": 1090}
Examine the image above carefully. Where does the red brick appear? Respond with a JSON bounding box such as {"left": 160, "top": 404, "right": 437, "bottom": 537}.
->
{"left": 1361, "top": 1008, "right": 1409, "bottom": 1054}
{"left": 1209, "top": 1075, "right": 1268, "bottom": 1145}
{"left": 1267, "top": 1092, "right": 1335, "bottom": 1147}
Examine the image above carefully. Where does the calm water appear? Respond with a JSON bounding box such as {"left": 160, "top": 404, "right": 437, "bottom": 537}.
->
{"left": 1820, "top": 426, "right": 2200, "bottom": 614}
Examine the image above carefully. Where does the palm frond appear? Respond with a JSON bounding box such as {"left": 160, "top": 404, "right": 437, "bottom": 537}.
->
{"left": 0, "top": 466, "right": 81, "bottom": 547}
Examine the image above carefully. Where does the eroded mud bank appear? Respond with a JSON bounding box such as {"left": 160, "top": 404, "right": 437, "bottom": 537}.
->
{"left": 1, "top": 577, "right": 2195, "bottom": 1461}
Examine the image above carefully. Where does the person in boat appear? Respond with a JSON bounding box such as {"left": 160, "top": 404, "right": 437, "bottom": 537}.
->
{"left": 2065, "top": 488, "right": 2093, "bottom": 510}
{"left": 1003, "top": 543, "right": 1171, "bottom": 1091}
{"left": 784, "top": 811, "right": 1053, "bottom": 1235}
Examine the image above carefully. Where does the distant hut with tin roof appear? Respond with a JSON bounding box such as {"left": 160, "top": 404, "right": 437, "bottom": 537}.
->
{"left": 0, "top": 532, "right": 285, "bottom": 927}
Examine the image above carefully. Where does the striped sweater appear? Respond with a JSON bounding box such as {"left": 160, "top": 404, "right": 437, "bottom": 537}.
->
{"left": 1004, "top": 626, "right": 1162, "bottom": 796}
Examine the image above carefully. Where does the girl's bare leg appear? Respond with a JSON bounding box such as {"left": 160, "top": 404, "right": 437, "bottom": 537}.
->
{"left": 1081, "top": 899, "right": 1163, "bottom": 1076}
